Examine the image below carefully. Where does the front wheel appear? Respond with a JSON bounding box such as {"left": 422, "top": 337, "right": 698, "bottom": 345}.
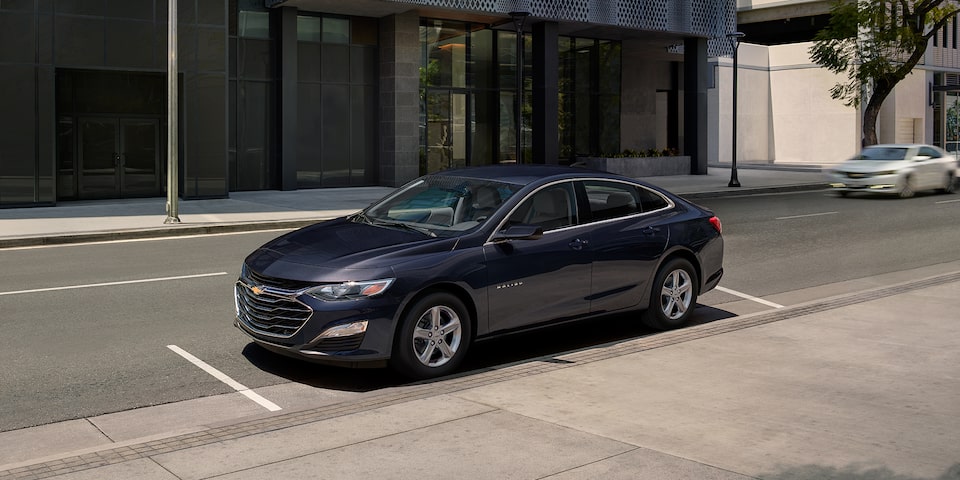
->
{"left": 641, "top": 258, "right": 699, "bottom": 330}
{"left": 898, "top": 175, "right": 916, "bottom": 198}
{"left": 392, "top": 292, "right": 471, "bottom": 379}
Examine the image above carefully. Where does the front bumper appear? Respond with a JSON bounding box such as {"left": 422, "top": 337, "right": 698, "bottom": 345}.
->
{"left": 828, "top": 172, "right": 901, "bottom": 193}
{"left": 234, "top": 280, "right": 401, "bottom": 366}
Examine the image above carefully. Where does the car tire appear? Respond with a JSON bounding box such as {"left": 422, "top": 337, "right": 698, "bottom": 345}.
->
{"left": 898, "top": 175, "right": 915, "bottom": 198}
{"left": 392, "top": 292, "right": 471, "bottom": 379}
{"left": 641, "top": 258, "right": 699, "bottom": 330}
{"left": 938, "top": 172, "right": 956, "bottom": 194}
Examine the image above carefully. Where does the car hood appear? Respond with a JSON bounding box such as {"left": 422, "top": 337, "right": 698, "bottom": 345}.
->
{"left": 246, "top": 218, "right": 456, "bottom": 280}
{"left": 836, "top": 160, "right": 908, "bottom": 172}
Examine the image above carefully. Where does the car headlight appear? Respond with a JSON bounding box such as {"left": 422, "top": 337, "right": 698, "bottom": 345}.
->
{"left": 305, "top": 278, "right": 395, "bottom": 301}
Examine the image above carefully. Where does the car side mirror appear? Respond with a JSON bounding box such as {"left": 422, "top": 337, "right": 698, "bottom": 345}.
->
{"left": 492, "top": 225, "right": 543, "bottom": 242}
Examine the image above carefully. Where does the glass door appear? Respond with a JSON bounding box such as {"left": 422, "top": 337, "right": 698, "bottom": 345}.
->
{"left": 120, "top": 119, "right": 161, "bottom": 197}
{"left": 78, "top": 117, "right": 161, "bottom": 199}
{"left": 78, "top": 117, "right": 120, "bottom": 199}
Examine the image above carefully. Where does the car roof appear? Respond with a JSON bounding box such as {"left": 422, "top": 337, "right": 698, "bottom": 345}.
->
{"left": 864, "top": 144, "right": 927, "bottom": 149}
{"left": 432, "top": 164, "right": 622, "bottom": 186}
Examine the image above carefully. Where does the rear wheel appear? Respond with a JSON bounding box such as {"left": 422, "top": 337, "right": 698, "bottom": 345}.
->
{"left": 392, "top": 292, "right": 470, "bottom": 379}
{"left": 642, "top": 258, "right": 699, "bottom": 330}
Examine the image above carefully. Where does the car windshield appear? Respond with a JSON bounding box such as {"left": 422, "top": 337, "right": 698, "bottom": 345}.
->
{"left": 358, "top": 175, "right": 523, "bottom": 237}
{"left": 856, "top": 147, "right": 908, "bottom": 161}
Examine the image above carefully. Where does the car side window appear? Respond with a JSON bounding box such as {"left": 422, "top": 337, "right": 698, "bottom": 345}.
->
{"left": 583, "top": 181, "right": 669, "bottom": 221}
{"left": 919, "top": 146, "right": 940, "bottom": 158}
{"left": 506, "top": 182, "right": 578, "bottom": 231}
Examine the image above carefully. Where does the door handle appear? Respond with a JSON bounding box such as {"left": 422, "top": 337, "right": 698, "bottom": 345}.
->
{"left": 641, "top": 226, "right": 661, "bottom": 235}
{"left": 568, "top": 238, "right": 589, "bottom": 250}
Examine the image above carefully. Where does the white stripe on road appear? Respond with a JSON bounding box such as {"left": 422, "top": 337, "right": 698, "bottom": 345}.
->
{"left": 775, "top": 211, "right": 838, "bottom": 220}
{"left": 935, "top": 198, "right": 960, "bottom": 204}
{"left": 167, "top": 345, "right": 281, "bottom": 412}
{"left": 715, "top": 286, "right": 785, "bottom": 309}
{"left": 0, "top": 272, "right": 228, "bottom": 296}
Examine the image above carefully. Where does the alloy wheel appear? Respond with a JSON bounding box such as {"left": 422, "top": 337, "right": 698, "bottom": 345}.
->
{"left": 412, "top": 305, "right": 463, "bottom": 367}
{"left": 659, "top": 269, "right": 693, "bottom": 320}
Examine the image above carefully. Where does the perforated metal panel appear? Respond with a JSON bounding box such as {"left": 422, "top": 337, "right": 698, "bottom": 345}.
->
{"left": 386, "top": 0, "right": 736, "bottom": 56}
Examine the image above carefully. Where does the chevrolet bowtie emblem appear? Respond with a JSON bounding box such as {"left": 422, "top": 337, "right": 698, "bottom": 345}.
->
{"left": 251, "top": 285, "right": 266, "bottom": 295}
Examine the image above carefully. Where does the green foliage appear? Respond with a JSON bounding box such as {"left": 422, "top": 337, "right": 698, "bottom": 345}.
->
{"left": 602, "top": 148, "right": 679, "bottom": 158}
{"left": 809, "top": 0, "right": 960, "bottom": 143}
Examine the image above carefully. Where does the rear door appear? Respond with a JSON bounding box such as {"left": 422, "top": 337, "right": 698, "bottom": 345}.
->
{"left": 580, "top": 180, "right": 670, "bottom": 314}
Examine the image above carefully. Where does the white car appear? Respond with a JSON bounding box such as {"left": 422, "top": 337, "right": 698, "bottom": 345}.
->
{"left": 828, "top": 144, "right": 958, "bottom": 198}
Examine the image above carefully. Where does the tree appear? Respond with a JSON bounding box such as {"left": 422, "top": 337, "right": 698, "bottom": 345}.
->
{"left": 810, "top": 0, "right": 960, "bottom": 146}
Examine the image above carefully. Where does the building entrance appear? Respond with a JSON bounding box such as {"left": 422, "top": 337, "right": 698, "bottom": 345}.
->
{"left": 57, "top": 70, "right": 166, "bottom": 201}
{"left": 78, "top": 117, "right": 161, "bottom": 199}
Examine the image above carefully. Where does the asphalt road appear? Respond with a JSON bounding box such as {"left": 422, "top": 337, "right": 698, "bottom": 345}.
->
{"left": 1, "top": 189, "right": 958, "bottom": 433}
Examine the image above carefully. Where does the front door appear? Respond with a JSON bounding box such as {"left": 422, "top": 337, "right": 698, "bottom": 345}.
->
{"left": 78, "top": 117, "right": 161, "bottom": 199}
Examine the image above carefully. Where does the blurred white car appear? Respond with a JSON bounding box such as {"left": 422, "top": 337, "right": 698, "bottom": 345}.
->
{"left": 828, "top": 144, "right": 958, "bottom": 198}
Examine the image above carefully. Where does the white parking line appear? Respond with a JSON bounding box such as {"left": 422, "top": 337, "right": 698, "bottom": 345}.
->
{"left": 0, "top": 272, "right": 229, "bottom": 296}
{"left": 715, "top": 286, "right": 785, "bottom": 309}
{"left": 775, "top": 211, "right": 838, "bottom": 220}
{"left": 935, "top": 198, "right": 960, "bottom": 204}
{"left": 167, "top": 345, "right": 281, "bottom": 412}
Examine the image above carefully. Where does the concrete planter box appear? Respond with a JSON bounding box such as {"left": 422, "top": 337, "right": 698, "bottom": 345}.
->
{"left": 584, "top": 156, "right": 691, "bottom": 177}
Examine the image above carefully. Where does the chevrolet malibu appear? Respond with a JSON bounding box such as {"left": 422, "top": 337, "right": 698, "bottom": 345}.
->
{"left": 234, "top": 165, "right": 724, "bottom": 379}
{"left": 828, "top": 144, "right": 958, "bottom": 198}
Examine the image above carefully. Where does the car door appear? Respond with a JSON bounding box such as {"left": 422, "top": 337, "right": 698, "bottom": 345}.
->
{"left": 917, "top": 146, "right": 944, "bottom": 189}
{"left": 580, "top": 180, "right": 671, "bottom": 314}
{"left": 483, "top": 181, "right": 592, "bottom": 332}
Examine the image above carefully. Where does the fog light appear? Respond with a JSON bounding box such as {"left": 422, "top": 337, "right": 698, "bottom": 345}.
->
{"left": 314, "top": 320, "right": 368, "bottom": 341}
{"left": 830, "top": 183, "right": 846, "bottom": 188}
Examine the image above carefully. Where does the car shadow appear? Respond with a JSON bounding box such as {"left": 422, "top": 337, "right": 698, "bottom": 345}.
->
{"left": 241, "top": 303, "right": 738, "bottom": 392}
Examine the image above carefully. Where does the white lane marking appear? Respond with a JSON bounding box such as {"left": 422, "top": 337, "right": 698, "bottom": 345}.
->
{"left": 1, "top": 229, "right": 296, "bottom": 251}
{"left": 167, "top": 345, "right": 281, "bottom": 412}
{"left": 935, "top": 198, "right": 960, "bottom": 204}
{"left": 775, "top": 211, "right": 838, "bottom": 220}
{"left": 715, "top": 286, "right": 785, "bottom": 309}
{"left": 0, "top": 272, "right": 228, "bottom": 296}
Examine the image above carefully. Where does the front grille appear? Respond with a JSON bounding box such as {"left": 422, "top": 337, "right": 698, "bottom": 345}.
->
{"left": 235, "top": 283, "right": 312, "bottom": 337}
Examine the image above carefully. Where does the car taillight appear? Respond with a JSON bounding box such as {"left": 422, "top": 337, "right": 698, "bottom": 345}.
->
{"left": 709, "top": 216, "right": 722, "bottom": 234}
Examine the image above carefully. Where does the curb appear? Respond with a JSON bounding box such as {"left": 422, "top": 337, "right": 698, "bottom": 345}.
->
{"left": 0, "top": 185, "right": 830, "bottom": 249}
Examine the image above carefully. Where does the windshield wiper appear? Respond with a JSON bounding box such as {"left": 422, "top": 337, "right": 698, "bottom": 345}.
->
{"left": 370, "top": 219, "right": 436, "bottom": 237}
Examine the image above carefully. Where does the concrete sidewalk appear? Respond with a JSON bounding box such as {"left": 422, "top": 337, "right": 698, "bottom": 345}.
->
{"left": 0, "top": 268, "right": 958, "bottom": 480}
{"left": 0, "top": 165, "right": 830, "bottom": 248}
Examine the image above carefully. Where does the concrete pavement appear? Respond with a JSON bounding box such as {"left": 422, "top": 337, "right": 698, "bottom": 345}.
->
{"left": 3, "top": 164, "right": 959, "bottom": 479}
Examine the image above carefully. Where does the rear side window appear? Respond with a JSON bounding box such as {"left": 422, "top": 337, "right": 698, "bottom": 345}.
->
{"left": 583, "top": 180, "right": 669, "bottom": 222}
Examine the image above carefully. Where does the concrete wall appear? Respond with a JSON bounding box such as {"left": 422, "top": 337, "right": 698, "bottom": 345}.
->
{"left": 711, "top": 41, "right": 861, "bottom": 166}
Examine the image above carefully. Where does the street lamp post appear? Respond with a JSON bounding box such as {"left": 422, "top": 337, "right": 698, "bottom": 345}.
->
{"left": 510, "top": 10, "right": 529, "bottom": 164}
{"left": 726, "top": 31, "right": 745, "bottom": 188}
{"left": 164, "top": 0, "right": 180, "bottom": 223}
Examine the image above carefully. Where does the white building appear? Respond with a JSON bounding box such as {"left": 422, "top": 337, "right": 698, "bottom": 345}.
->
{"left": 712, "top": 0, "right": 959, "bottom": 167}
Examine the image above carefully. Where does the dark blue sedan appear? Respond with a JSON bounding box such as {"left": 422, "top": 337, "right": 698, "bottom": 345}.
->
{"left": 234, "top": 165, "right": 723, "bottom": 379}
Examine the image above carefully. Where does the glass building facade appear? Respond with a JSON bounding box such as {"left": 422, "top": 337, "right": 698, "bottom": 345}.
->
{"left": 0, "top": 0, "right": 732, "bottom": 208}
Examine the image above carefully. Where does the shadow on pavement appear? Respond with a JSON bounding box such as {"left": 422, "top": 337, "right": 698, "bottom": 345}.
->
{"left": 241, "top": 303, "right": 738, "bottom": 392}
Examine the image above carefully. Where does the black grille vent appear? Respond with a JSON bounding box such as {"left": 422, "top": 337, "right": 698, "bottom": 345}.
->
{"left": 313, "top": 334, "right": 365, "bottom": 352}
{"left": 235, "top": 284, "right": 312, "bottom": 337}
